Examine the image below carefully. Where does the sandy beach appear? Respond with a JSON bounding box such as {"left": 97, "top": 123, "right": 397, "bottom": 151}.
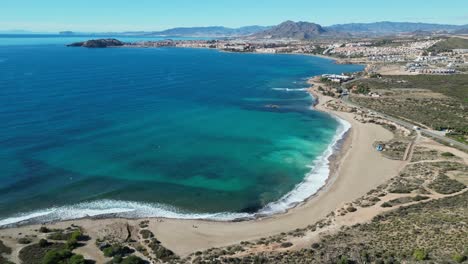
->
{"left": 0, "top": 77, "right": 404, "bottom": 259}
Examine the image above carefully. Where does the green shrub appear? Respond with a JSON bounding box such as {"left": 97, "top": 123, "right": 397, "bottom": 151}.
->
{"left": 103, "top": 244, "right": 133, "bottom": 258}
{"left": 428, "top": 174, "right": 466, "bottom": 194}
{"left": 0, "top": 240, "right": 12, "bottom": 255}
{"left": 42, "top": 249, "right": 73, "bottom": 264}
{"left": 69, "top": 254, "right": 86, "bottom": 264}
{"left": 337, "top": 255, "right": 350, "bottom": 264}
{"left": 413, "top": 249, "right": 428, "bottom": 261}
{"left": 47, "top": 232, "right": 68, "bottom": 241}
{"left": 412, "top": 195, "right": 430, "bottom": 202}
{"left": 38, "top": 239, "right": 49, "bottom": 248}
{"left": 17, "top": 237, "right": 32, "bottom": 244}
{"left": 39, "top": 226, "right": 50, "bottom": 233}
{"left": 346, "top": 206, "right": 357, "bottom": 212}
{"left": 381, "top": 202, "right": 392, "bottom": 208}
{"left": 121, "top": 255, "right": 147, "bottom": 264}
{"left": 66, "top": 238, "right": 78, "bottom": 250}
{"left": 441, "top": 152, "right": 455, "bottom": 157}
{"left": 139, "top": 229, "right": 154, "bottom": 239}
{"left": 453, "top": 253, "right": 467, "bottom": 263}
{"left": 280, "top": 242, "right": 293, "bottom": 248}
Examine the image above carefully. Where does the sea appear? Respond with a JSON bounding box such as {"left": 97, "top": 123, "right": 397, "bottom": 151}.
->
{"left": 0, "top": 35, "right": 363, "bottom": 226}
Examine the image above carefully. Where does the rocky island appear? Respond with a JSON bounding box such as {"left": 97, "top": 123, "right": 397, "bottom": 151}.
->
{"left": 67, "top": 38, "right": 125, "bottom": 48}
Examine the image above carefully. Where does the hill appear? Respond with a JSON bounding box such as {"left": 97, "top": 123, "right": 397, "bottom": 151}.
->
{"left": 252, "top": 21, "right": 332, "bottom": 39}
{"left": 138, "top": 25, "right": 270, "bottom": 37}
{"left": 455, "top": 28, "right": 468, "bottom": 34}
{"left": 328, "top": 21, "right": 467, "bottom": 35}
{"left": 429, "top": 37, "right": 468, "bottom": 52}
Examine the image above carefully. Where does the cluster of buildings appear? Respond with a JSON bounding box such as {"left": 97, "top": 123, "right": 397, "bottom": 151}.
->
{"left": 125, "top": 38, "right": 467, "bottom": 76}
{"left": 405, "top": 54, "right": 466, "bottom": 74}
{"left": 328, "top": 40, "right": 439, "bottom": 60}
{"left": 321, "top": 74, "right": 354, "bottom": 83}
{"left": 127, "top": 39, "right": 324, "bottom": 54}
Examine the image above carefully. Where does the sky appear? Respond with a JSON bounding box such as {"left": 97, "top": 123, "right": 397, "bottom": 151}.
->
{"left": 0, "top": 0, "right": 467, "bottom": 32}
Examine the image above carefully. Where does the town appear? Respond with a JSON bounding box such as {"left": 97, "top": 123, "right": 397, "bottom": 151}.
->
{"left": 125, "top": 36, "right": 468, "bottom": 75}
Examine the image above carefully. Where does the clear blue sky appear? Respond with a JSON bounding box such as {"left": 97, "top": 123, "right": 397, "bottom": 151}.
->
{"left": 1, "top": 0, "right": 467, "bottom": 32}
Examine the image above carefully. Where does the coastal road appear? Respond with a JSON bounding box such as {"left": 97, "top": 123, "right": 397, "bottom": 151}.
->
{"left": 341, "top": 95, "right": 468, "bottom": 152}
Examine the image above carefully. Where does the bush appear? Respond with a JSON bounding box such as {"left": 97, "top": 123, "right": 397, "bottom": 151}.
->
{"left": 17, "top": 237, "right": 32, "bottom": 244}
{"left": 413, "top": 249, "right": 428, "bottom": 261}
{"left": 381, "top": 202, "right": 392, "bottom": 208}
{"left": 121, "top": 255, "right": 147, "bottom": 264}
{"left": 452, "top": 253, "right": 467, "bottom": 263}
{"left": 412, "top": 195, "right": 430, "bottom": 202}
{"left": 103, "top": 244, "right": 133, "bottom": 258}
{"left": 39, "top": 239, "right": 49, "bottom": 248}
{"left": 66, "top": 238, "right": 78, "bottom": 250}
{"left": 441, "top": 152, "right": 455, "bottom": 157}
{"left": 0, "top": 240, "right": 12, "bottom": 255}
{"left": 280, "top": 242, "right": 293, "bottom": 248}
{"left": 69, "top": 254, "right": 86, "bottom": 264}
{"left": 428, "top": 174, "right": 466, "bottom": 194}
{"left": 39, "top": 226, "right": 50, "bottom": 233}
{"left": 139, "top": 229, "right": 154, "bottom": 239}
{"left": 42, "top": 249, "right": 73, "bottom": 264}
{"left": 47, "top": 232, "right": 68, "bottom": 241}
{"left": 346, "top": 206, "right": 357, "bottom": 212}
{"left": 337, "top": 255, "right": 350, "bottom": 264}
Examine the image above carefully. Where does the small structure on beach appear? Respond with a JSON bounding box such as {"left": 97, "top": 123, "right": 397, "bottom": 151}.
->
{"left": 376, "top": 144, "right": 384, "bottom": 152}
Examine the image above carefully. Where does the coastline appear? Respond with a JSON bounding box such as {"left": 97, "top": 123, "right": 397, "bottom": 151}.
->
{"left": 0, "top": 75, "right": 404, "bottom": 257}
{"left": 0, "top": 75, "right": 350, "bottom": 227}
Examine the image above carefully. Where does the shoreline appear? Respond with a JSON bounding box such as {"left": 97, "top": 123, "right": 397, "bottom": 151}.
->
{"left": 0, "top": 76, "right": 351, "bottom": 228}
{"left": 0, "top": 75, "right": 404, "bottom": 257}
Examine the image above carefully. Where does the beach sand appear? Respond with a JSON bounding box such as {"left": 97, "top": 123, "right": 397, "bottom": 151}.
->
{"left": 0, "top": 80, "right": 404, "bottom": 259}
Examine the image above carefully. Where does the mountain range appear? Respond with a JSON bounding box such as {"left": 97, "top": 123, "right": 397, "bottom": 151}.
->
{"left": 327, "top": 21, "right": 467, "bottom": 35}
{"left": 9, "top": 21, "right": 467, "bottom": 39}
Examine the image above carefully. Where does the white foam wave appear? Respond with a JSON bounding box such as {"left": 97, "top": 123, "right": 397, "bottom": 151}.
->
{"left": 272, "top": 87, "right": 309, "bottom": 92}
{"left": 258, "top": 116, "right": 350, "bottom": 215}
{"left": 0, "top": 200, "right": 252, "bottom": 227}
{"left": 0, "top": 115, "right": 350, "bottom": 227}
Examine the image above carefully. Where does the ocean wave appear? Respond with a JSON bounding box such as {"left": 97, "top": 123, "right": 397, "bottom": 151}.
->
{"left": 0, "top": 116, "right": 350, "bottom": 227}
{"left": 272, "top": 87, "right": 309, "bottom": 92}
{"left": 258, "top": 115, "right": 350, "bottom": 215}
{"left": 0, "top": 200, "right": 252, "bottom": 227}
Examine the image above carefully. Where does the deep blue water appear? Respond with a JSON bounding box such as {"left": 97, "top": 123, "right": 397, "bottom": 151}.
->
{"left": 0, "top": 40, "right": 363, "bottom": 225}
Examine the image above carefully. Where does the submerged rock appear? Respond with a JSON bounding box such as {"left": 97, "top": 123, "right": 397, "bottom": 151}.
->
{"left": 67, "top": 38, "right": 125, "bottom": 48}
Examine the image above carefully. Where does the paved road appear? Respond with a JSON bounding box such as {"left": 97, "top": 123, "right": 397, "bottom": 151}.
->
{"left": 341, "top": 95, "right": 468, "bottom": 152}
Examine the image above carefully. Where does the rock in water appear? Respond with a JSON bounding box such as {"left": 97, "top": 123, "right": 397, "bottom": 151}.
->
{"left": 67, "top": 38, "right": 125, "bottom": 48}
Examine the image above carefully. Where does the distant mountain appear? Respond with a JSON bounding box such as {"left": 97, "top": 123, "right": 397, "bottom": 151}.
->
{"left": 145, "top": 25, "right": 271, "bottom": 37}
{"left": 327, "top": 22, "right": 467, "bottom": 35}
{"left": 55, "top": 26, "right": 270, "bottom": 37}
{"left": 454, "top": 28, "right": 468, "bottom": 35}
{"left": 59, "top": 31, "right": 76, "bottom": 35}
{"left": 252, "top": 21, "right": 333, "bottom": 39}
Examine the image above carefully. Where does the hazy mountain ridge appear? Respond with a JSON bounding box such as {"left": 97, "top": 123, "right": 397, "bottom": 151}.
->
{"left": 148, "top": 25, "right": 271, "bottom": 37}
{"left": 56, "top": 26, "right": 271, "bottom": 37}
{"left": 327, "top": 21, "right": 468, "bottom": 34}
{"left": 6, "top": 21, "right": 468, "bottom": 38}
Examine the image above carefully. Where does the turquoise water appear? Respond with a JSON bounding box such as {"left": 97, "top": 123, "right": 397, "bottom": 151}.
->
{"left": 0, "top": 39, "right": 363, "bottom": 225}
